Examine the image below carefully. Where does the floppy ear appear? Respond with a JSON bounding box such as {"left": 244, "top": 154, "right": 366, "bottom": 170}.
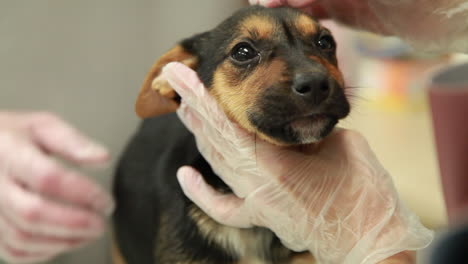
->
{"left": 135, "top": 34, "right": 204, "bottom": 118}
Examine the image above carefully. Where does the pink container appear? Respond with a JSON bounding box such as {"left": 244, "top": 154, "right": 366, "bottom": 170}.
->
{"left": 428, "top": 62, "right": 468, "bottom": 224}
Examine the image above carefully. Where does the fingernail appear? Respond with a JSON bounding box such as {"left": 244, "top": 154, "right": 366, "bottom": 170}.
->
{"left": 92, "top": 196, "right": 115, "bottom": 216}
{"left": 95, "top": 196, "right": 115, "bottom": 217}
{"left": 88, "top": 189, "right": 113, "bottom": 212}
{"left": 104, "top": 199, "right": 115, "bottom": 217}
{"left": 75, "top": 144, "right": 108, "bottom": 160}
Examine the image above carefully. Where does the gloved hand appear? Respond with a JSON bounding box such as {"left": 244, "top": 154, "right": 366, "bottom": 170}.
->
{"left": 0, "top": 112, "right": 114, "bottom": 264}
{"left": 162, "top": 63, "right": 433, "bottom": 264}
{"left": 250, "top": 0, "right": 468, "bottom": 53}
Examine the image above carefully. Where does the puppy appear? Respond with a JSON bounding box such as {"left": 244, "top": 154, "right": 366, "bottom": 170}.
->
{"left": 113, "top": 5, "right": 350, "bottom": 264}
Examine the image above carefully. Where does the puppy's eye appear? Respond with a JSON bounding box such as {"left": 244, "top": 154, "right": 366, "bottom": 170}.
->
{"left": 231, "top": 42, "right": 258, "bottom": 62}
{"left": 317, "top": 35, "right": 335, "bottom": 51}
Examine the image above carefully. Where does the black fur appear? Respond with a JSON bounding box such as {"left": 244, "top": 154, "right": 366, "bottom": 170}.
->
{"left": 113, "top": 114, "right": 290, "bottom": 263}
{"left": 113, "top": 114, "right": 238, "bottom": 263}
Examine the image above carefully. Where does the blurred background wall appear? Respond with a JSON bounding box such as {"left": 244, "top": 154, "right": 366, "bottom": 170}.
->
{"left": 1, "top": 1, "right": 467, "bottom": 264}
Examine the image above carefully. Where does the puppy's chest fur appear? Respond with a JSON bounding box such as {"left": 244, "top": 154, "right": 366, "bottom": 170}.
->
{"left": 113, "top": 114, "right": 300, "bottom": 264}
{"left": 188, "top": 207, "right": 289, "bottom": 263}
{"left": 155, "top": 205, "right": 290, "bottom": 264}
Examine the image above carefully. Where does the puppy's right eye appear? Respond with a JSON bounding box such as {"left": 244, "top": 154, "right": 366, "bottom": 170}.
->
{"left": 231, "top": 42, "right": 258, "bottom": 63}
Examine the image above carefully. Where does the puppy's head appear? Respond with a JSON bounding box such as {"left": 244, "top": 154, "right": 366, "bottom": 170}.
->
{"left": 136, "top": 6, "right": 350, "bottom": 145}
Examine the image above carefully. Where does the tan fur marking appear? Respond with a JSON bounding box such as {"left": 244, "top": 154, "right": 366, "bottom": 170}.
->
{"left": 295, "top": 14, "right": 318, "bottom": 37}
{"left": 211, "top": 58, "right": 288, "bottom": 145}
{"left": 111, "top": 238, "right": 128, "bottom": 264}
{"left": 308, "top": 55, "right": 344, "bottom": 86}
{"left": 241, "top": 15, "right": 275, "bottom": 40}
{"left": 291, "top": 253, "right": 316, "bottom": 264}
{"left": 135, "top": 45, "right": 197, "bottom": 118}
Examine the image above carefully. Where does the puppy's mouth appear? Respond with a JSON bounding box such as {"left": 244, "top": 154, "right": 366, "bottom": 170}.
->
{"left": 247, "top": 82, "right": 350, "bottom": 145}
{"left": 248, "top": 111, "right": 341, "bottom": 145}
{"left": 288, "top": 113, "right": 338, "bottom": 144}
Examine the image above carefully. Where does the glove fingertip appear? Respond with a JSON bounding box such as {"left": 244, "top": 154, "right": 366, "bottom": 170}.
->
{"left": 73, "top": 143, "right": 110, "bottom": 163}
{"left": 177, "top": 166, "right": 202, "bottom": 191}
{"left": 162, "top": 62, "right": 199, "bottom": 92}
{"left": 163, "top": 62, "right": 193, "bottom": 78}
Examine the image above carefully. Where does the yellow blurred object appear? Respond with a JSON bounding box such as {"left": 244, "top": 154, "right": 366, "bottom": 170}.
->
{"left": 358, "top": 56, "right": 451, "bottom": 113}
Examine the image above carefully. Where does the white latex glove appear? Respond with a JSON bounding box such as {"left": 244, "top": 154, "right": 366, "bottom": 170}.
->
{"left": 162, "top": 63, "right": 433, "bottom": 264}
{"left": 250, "top": 0, "right": 468, "bottom": 53}
{"left": 0, "top": 112, "right": 114, "bottom": 264}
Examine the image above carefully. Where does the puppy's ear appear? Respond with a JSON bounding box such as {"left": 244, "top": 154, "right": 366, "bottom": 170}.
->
{"left": 135, "top": 33, "right": 205, "bottom": 118}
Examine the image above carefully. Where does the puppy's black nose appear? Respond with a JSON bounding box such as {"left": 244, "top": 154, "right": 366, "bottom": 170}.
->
{"left": 292, "top": 74, "right": 331, "bottom": 104}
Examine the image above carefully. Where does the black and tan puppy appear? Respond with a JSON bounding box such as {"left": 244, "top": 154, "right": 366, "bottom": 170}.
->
{"left": 113, "top": 5, "right": 350, "bottom": 264}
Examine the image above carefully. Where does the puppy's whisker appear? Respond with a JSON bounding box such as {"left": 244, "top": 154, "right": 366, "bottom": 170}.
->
{"left": 344, "top": 85, "right": 368, "bottom": 105}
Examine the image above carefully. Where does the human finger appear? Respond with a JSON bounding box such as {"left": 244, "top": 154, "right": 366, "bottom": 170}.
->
{"left": 177, "top": 166, "right": 252, "bottom": 228}
{"left": 0, "top": 136, "right": 114, "bottom": 214}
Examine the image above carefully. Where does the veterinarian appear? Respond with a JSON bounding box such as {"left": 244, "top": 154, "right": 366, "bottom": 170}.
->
{"left": 0, "top": 1, "right": 466, "bottom": 264}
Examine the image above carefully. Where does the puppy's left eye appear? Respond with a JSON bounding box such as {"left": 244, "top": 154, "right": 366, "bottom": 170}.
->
{"left": 317, "top": 35, "right": 335, "bottom": 51}
{"left": 231, "top": 42, "right": 258, "bottom": 63}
